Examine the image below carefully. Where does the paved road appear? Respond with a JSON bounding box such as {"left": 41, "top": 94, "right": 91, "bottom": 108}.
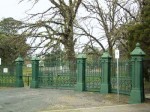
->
{"left": 0, "top": 88, "right": 149, "bottom": 112}
{"left": 41, "top": 104, "right": 150, "bottom": 112}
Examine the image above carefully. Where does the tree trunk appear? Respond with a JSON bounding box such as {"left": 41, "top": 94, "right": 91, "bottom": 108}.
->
{"left": 64, "top": 39, "right": 76, "bottom": 83}
{"left": 109, "top": 46, "right": 113, "bottom": 58}
{"left": 64, "top": 39, "right": 76, "bottom": 68}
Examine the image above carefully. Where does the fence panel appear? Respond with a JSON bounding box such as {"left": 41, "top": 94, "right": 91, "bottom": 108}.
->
{"left": 23, "top": 65, "right": 32, "bottom": 86}
{"left": 111, "top": 60, "right": 132, "bottom": 95}
{"left": 143, "top": 58, "right": 150, "bottom": 94}
{"left": 85, "top": 59, "right": 101, "bottom": 92}
{"left": 38, "top": 60, "right": 76, "bottom": 89}
{"left": 0, "top": 64, "right": 16, "bottom": 87}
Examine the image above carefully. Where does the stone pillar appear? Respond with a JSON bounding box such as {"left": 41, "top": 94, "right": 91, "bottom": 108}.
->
{"left": 129, "top": 43, "right": 146, "bottom": 104}
{"left": 15, "top": 56, "right": 24, "bottom": 87}
{"left": 30, "top": 56, "right": 39, "bottom": 88}
{"left": 75, "top": 54, "right": 86, "bottom": 91}
{"left": 100, "top": 51, "right": 112, "bottom": 94}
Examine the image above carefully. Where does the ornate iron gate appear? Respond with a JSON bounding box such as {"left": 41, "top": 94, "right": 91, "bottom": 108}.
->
{"left": 143, "top": 59, "right": 150, "bottom": 94}
{"left": 23, "top": 75, "right": 32, "bottom": 86}
{"left": 85, "top": 59, "right": 101, "bottom": 92}
{"left": 0, "top": 64, "right": 16, "bottom": 87}
{"left": 23, "top": 65, "right": 32, "bottom": 87}
{"left": 111, "top": 60, "right": 132, "bottom": 95}
{"left": 38, "top": 60, "right": 76, "bottom": 89}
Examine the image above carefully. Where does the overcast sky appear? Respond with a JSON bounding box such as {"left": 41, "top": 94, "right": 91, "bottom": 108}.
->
{"left": 0, "top": 0, "right": 50, "bottom": 20}
{"left": 0, "top": 0, "right": 25, "bottom": 20}
{"left": 0, "top": 0, "right": 105, "bottom": 54}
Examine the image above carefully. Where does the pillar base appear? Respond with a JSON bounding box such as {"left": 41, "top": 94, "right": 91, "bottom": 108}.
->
{"left": 30, "top": 80, "right": 38, "bottom": 88}
{"left": 100, "top": 83, "right": 110, "bottom": 94}
{"left": 16, "top": 80, "right": 24, "bottom": 87}
{"left": 75, "top": 83, "right": 85, "bottom": 91}
{"left": 129, "top": 89, "right": 145, "bottom": 104}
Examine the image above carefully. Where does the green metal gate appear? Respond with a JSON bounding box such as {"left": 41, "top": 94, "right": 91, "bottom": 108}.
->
{"left": 0, "top": 64, "right": 16, "bottom": 87}
{"left": 23, "top": 75, "right": 32, "bottom": 87}
{"left": 143, "top": 58, "right": 150, "bottom": 94}
{"left": 23, "top": 65, "right": 32, "bottom": 87}
{"left": 111, "top": 60, "right": 132, "bottom": 95}
{"left": 38, "top": 60, "right": 76, "bottom": 89}
{"left": 85, "top": 59, "right": 101, "bottom": 92}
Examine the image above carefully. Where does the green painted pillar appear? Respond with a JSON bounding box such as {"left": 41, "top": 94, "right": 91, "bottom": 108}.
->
{"left": 129, "top": 43, "right": 146, "bottom": 104}
{"left": 15, "top": 56, "right": 24, "bottom": 87}
{"left": 30, "top": 56, "right": 39, "bottom": 88}
{"left": 100, "top": 51, "right": 112, "bottom": 94}
{"left": 75, "top": 54, "right": 86, "bottom": 91}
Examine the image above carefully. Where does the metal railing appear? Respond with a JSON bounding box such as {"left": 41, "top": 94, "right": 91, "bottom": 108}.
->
{"left": 0, "top": 64, "right": 16, "bottom": 87}
{"left": 110, "top": 60, "right": 132, "bottom": 95}
{"left": 38, "top": 60, "right": 77, "bottom": 89}
{"left": 85, "top": 60, "right": 101, "bottom": 92}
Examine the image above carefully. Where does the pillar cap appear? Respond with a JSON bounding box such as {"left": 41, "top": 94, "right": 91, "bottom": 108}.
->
{"left": 31, "top": 56, "right": 40, "bottom": 61}
{"left": 15, "top": 55, "right": 24, "bottom": 62}
{"left": 77, "top": 54, "right": 86, "bottom": 59}
{"left": 101, "top": 51, "right": 111, "bottom": 58}
{"left": 130, "top": 43, "right": 146, "bottom": 56}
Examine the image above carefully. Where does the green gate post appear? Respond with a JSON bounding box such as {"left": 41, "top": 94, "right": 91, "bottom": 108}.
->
{"left": 100, "top": 51, "right": 112, "bottom": 94}
{"left": 30, "top": 56, "right": 39, "bottom": 88}
{"left": 15, "top": 56, "right": 24, "bottom": 87}
{"left": 75, "top": 54, "right": 86, "bottom": 91}
{"left": 129, "top": 43, "right": 146, "bottom": 104}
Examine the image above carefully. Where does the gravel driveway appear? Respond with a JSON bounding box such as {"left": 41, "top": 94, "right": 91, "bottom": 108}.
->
{"left": 0, "top": 88, "right": 129, "bottom": 112}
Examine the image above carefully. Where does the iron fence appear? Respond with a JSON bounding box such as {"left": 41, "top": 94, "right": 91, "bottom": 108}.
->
{"left": 143, "top": 58, "right": 150, "bottom": 94}
{"left": 0, "top": 64, "right": 16, "bottom": 87}
{"left": 23, "top": 65, "right": 32, "bottom": 86}
{"left": 85, "top": 59, "right": 101, "bottom": 92}
{"left": 110, "top": 60, "right": 132, "bottom": 95}
{"left": 38, "top": 60, "right": 77, "bottom": 89}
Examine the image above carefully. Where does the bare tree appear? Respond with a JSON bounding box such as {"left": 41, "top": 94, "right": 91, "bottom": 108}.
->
{"left": 20, "top": 0, "right": 82, "bottom": 62}
{"left": 78, "top": 0, "right": 140, "bottom": 57}
{"left": 20, "top": 0, "right": 141, "bottom": 59}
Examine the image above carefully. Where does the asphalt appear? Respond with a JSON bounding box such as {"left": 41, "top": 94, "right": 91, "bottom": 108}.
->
{"left": 0, "top": 88, "right": 150, "bottom": 112}
{"left": 40, "top": 104, "right": 150, "bottom": 112}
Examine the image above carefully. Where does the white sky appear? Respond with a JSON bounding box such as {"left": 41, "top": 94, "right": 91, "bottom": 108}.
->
{"left": 0, "top": 0, "right": 106, "bottom": 54}
{"left": 0, "top": 0, "right": 26, "bottom": 20}
{"left": 0, "top": 0, "right": 51, "bottom": 55}
{"left": 0, "top": 0, "right": 50, "bottom": 20}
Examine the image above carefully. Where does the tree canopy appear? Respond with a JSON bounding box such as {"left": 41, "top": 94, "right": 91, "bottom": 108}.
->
{"left": 0, "top": 18, "right": 30, "bottom": 64}
{"left": 18, "top": 0, "right": 149, "bottom": 59}
{"left": 20, "top": 0, "right": 82, "bottom": 62}
{"left": 127, "top": 0, "right": 150, "bottom": 57}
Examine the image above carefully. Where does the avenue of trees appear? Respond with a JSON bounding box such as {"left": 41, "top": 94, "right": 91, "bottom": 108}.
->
{"left": 0, "top": 0, "right": 149, "bottom": 64}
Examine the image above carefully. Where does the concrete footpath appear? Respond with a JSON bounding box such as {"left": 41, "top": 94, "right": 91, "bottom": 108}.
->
{"left": 41, "top": 104, "right": 150, "bottom": 112}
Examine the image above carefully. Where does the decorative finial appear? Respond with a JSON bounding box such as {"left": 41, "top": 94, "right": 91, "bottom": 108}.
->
{"left": 105, "top": 50, "right": 108, "bottom": 52}
{"left": 136, "top": 43, "right": 140, "bottom": 47}
{"left": 130, "top": 43, "right": 145, "bottom": 56}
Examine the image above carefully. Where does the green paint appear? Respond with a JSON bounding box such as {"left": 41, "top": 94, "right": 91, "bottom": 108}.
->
{"left": 38, "top": 61, "right": 76, "bottom": 89}
{"left": 110, "top": 61, "right": 132, "bottom": 95}
{"left": 130, "top": 43, "right": 146, "bottom": 56}
{"left": 101, "top": 51, "right": 111, "bottom": 58}
{"left": 15, "top": 56, "right": 24, "bottom": 87}
{"left": 129, "top": 43, "right": 146, "bottom": 104}
{"left": 77, "top": 54, "right": 86, "bottom": 58}
{"left": 100, "top": 51, "right": 112, "bottom": 94}
{"left": 30, "top": 56, "right": 39, "bottom": 88}
{"left": 75, "top": 54, "right": 86, "bottom": 91}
